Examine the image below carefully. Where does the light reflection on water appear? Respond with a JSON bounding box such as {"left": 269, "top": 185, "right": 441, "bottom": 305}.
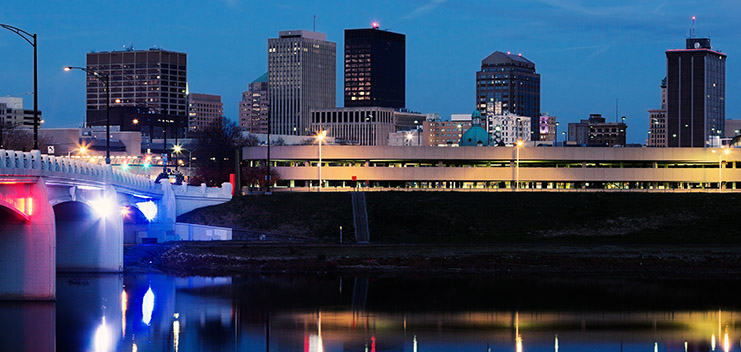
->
{"left": 2, "top": 274, "right": 741, "bottom": 351}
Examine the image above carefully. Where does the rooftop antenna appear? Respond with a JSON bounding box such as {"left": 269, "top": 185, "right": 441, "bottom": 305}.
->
{"left": 313, "top": 15, "right": 316, "bottom": 32}
{"left": 615, "top": 98, "right": 619, "bottom": 123}
{"left": 690, "top": 16, "right": 696, "bottom": 38}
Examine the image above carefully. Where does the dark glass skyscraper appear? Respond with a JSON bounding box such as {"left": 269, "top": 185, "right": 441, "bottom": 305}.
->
{"left": 344, "top": 26, "right": 405, "bottom": 109}
{"left": 476, "top": 51, "right": 540, "bottom": 140}
{"left": 666, "top": 37, "right": 726, "bottom": 147}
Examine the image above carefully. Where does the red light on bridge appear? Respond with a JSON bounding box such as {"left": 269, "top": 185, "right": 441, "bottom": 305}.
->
{"left": 9, "top": 197, "right": 33, "bottom": 217}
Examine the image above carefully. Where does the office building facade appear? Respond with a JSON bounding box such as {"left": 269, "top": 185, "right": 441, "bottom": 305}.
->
{"left": 310, "top": 107, "right": 422, "bottom": 146}
{"left": 486, "top": 111, "right": 531, "bottom": 145}
{"left": 344, "top": 26, "right": 405, "bottom": 108}
{"left": 568, "top": 114, "right": 627, "bottom": 147}
{"left": 268, "top": 30, "right": 336, "bottom": 136}
{"left": 239, "top": 73, "right": 269, "bottom": 134}
{"left": 647, "top": 78, "right": 668, "bottom": 147}
{"left": 476, "top": 51, "right": 540, "bottom": 139}
{"left": 539, "top": 115, "right": 557, "bottom": 142}
{"left": 187, "top": 93, "right": 223, "bottom": 132}
{"left": 423, "top": 120, "right": 472, "bottom": 147}
{"left": 666, "top": 37, "right": 726, "bottom": 147}
{"left": 0, "top": 97, "right": 42, "bottom": 128}
{"left": 85, "top": 48, "right": 187, "bottom": 124}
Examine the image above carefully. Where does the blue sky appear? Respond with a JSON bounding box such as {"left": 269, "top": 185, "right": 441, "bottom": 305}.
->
{"left": 2, "top": 0, "right": 739, "bottom": 143}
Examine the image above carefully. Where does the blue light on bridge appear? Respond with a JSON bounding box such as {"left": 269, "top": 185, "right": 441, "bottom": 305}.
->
{"left": 135, "top": 201, "right": 157, "bottom": 221}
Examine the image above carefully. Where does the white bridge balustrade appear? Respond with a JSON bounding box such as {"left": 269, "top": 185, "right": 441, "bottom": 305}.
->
{"left": 0, "top": 150, "right": 232, "bottom": 300}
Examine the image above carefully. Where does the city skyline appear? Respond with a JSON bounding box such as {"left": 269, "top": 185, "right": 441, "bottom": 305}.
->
{"left": 2, "top": 0, "right": 741, "bottom": 143}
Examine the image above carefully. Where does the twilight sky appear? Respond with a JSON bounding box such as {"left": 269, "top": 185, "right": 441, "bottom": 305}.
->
{"left": 1, "top": 0, "right": 739, "bottom": 143}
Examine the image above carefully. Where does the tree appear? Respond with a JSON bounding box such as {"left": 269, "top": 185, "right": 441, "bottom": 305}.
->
{"left": 189, "top": 117, "right": 247, "bottom": 186}
{"left": 241, "top": 164, "right": 281, "bottom": 190}
{"left": 0, "top": 123, "right": 40, "bottom": 152}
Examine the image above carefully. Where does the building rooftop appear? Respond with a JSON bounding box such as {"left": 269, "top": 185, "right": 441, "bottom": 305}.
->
{"left": 252, "top": 72, "right": 268, "bottom": 83}
{"left": 482, "top": 51, "right": 535, "bottom": 68}
{"left": 277, "top": 30, "right": 327, "bottom": 41}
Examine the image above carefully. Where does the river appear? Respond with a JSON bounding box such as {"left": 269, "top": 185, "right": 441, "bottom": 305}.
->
{"left": 1, "top": 273, "right": 739, "bottom": 351}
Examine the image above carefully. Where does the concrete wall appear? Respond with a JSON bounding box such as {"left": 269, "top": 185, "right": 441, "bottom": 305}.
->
{"left": 175, "top": 223, "right": 232, "bottom": 241}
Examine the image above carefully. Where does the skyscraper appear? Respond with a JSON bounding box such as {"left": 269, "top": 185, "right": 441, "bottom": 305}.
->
{"left": 239, "top": 73, "right": 269, "bottom": 134}
{"left": 187, "top": 93, "right": 223, "bottom": 132}
{"left": 476, "top": 51, "right": 540, "bottom": 140}
{"left": 666, "top": 37, "right": 726, "bottom": 147}
{"left": 86, "top": 48, "right": 188, "bottom": 138}
{"left": 344, "top": 24, "right": 405, "bottom": 108}
{"left": 268, "top": 30, "right": 336, "bottom": 136}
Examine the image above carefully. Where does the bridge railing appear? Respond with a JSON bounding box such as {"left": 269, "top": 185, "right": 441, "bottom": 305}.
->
{"left": 172, "top": 182, "right": 232, "bottom": 199}
{"left": 0, "top": 150, "right": 160, "bottom": 194}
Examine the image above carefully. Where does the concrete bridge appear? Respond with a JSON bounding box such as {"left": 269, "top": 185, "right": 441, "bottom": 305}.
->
{"left": 0, "top": 150, "right": 232, "bottom": 300}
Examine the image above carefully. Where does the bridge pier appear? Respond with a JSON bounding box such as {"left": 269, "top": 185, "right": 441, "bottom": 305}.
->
{"left": 0, "top": 178, "right": 56, "bottom": 300}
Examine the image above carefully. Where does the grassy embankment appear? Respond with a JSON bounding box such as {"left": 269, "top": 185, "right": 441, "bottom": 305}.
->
{"left": 127, "top": 192, "right": 741, "bottom": 276}
{"left": 177, "top": 192, "right": 741, "bottom": 243}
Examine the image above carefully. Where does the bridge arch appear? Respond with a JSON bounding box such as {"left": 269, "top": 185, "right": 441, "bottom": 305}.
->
{"left": 53, "top": 197, "right": 123, "bottom": 272}
{"left": 0, "top": 199, "right": 29, "bottom": 222}
{"left": 122, "top": 203, "right": 150, "bottom": 244}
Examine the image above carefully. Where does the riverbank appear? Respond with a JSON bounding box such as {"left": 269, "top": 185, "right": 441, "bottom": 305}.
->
{"left": 177, "top": 192, "right": 741, "bottom": 243}
{"left": 124, "top": 242, "right": 741, "bottom": 279}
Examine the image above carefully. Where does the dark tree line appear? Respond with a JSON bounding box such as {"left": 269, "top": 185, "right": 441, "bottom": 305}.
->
{"left": 189, "top": 117, "right": 280, "bottom": 190}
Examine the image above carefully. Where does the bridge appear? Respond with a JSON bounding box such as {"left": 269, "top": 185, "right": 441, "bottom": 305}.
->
{"left": 0, "top": 150, "right": 232, "bottom": 300}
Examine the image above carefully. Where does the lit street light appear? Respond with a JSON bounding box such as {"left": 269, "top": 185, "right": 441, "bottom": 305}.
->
{"left": 515, "top": 139, "right": 524, "bottom": 190}
{"left": 316, "top": 130, "right": 327, "bottom": 191}
{"left": 1, "top": 24, "right": 39, "bottom": 150}
{"left": 64, "top": 66, "right": 111, "bottom": 164}
{"left": 711, "top": 148, "right": 731, "bottom": 191}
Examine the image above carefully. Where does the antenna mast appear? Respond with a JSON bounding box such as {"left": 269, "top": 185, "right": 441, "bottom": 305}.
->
{"left": 691, "top": 16, "right": 696, "bottom": 38}
{"left": 313, "top": 15, "right": 316, "bottom": 32}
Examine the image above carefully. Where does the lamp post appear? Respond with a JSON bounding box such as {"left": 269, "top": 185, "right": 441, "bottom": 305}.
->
{"left": 1, "top": 24, "right": 38, "bottom": 150}
{"left": 64, "top": 66, "right": 111, "bottom": 164}
{"left": 554, "top": 122, "right": 559, "bottom": 147}
{"left": 316, "top": 130, "right": 327, "bottom": 191}
{"left": 515, "top": 139, "right": 523, "bottom": 190}
{"left": 561, "top": 131, "right": 566, "bottom": 146}
{"left": 405, "top": 132, "right": 414, "bottom": 146}
{"left": 711, "top": 148, "right": 731, "bottom": 191}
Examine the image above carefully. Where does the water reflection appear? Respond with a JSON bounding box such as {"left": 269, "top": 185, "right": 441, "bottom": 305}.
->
{"left": 3, "top": 274, "right": 741, "bottom": 350}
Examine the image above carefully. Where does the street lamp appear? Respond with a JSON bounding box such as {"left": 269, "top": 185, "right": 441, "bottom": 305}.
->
{"left": 64, "top": 66, "right": 111, "bottom": 164}
{"left": 554, "top": 122, "right": 559, "bottom": 147}
{"left": 316, "top": 130, "right": 327, "bottom": 191}
{"left": 515, "top": 139, "right": 524, "bottom": 190}
{"left": 405, "top": 132, "right": 414, "bottom": 146}
{"left": 1, "top": 24, "right": 39, "bottom": 150}
{"left": 711, "top": 148, "right": 731, "bottom": 191}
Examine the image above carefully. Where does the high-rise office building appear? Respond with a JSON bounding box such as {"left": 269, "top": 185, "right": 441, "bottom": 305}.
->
{"left": 666, "top": 37, "right": 726, "bottom": 147}
{"left": 187, "top": 93, "right": 223, "bottom": 132}
{"left": 239, "top": 73, "right": 269, "bottom": 134}
{"left": 476, "top": 51, "right": 540, "bottom": 139}
{"left": 647, "top": 78, "right": 667, "bottom": 147}
{"left": 268, "top": 30, "right": 336, "bottom": 136}
{"left": 86, "top": 48, "right": 188, "bottom": 138}
{"left": 344, "top": 25, "right": 405, "bottom": 108}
